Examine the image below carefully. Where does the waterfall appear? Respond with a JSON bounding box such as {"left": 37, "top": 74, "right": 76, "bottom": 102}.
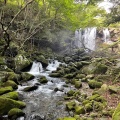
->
{"left": 46, "top": 60, "right": 60, "bottom": 71}
{"left": 29, "top": 61, "right": 43, "bottom": 74}
{"left": 75, "top": 27, "right": 97, "bottom": 51}
{"left": 103, "top": 28, "right": 110, "bottom": 43}
{"left": 83, "top": 27, "right": 97, "bottom": 51}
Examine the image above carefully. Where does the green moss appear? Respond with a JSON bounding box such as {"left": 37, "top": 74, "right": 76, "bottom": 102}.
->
{"left": 8, "top": 108, "right": 25, "bottom": 119}
{"left": 64, "top": 73, "right": 74, "bottom": 79}
{"left": 75, "top": 81, "right": 82, "bottom": 88}
{"left": 0, "top": 97, "right": 26, "bottom": 115}
{"left": 112, "top": 103, "right": 120, "bottom": 120}
{"left": 14, "top": 54, "right": 31, "bottom": 71}
{"left": 93, "top": 101, "right": 104, "bottom": 111}
{"left": 75, "top": 62, "right": 82, "bottom": 69}
{"left": 85, "top": 103, "right": 93, "bottom": 112}
{"left": 109, "top": 86, "right": 119, "bottom": 94}
{"left": 21, "top": 72, "right": 34, "bottom": 81}
{"left": 23, "top": 85, "right": 38, "bottom": 92}
{"left": 8, "top": 72, "right": 21, "bottom": 82}
{"left": 67, "top": 90, "right": 75, "bottom": 97}
{"left": 39, "top": 76, "right": 48, "bottom": 83}
{"left": 49, "top": 73, "right": 61, "bottom": 77}
{"left": 88, "top": 80, "right": 102, "bottom": 89}
{"left": 63, "top": 117, "right": 76, "bottom": 120}
{"left": 75, "top": 106, "right": 85, "bottom": 114}
{"left": 64, "top": 68, "right": 71, "bottom": 74}
{"left": 0, "top": 57, "right": 5, "bottom": 65}
{"left": 76, "top": 74, "right": 86, "bottom": 79}
{"left": 66, "top": 101, "right": 76, "bottom": 110}
{"left": 0, "top": 86, "right": 13, "bottom": 95}
{"left": 1, "top": 92, "right": 18, "bottom": 100}
{"left": 93, "top": 64, "right": 108, "bottom": 74}
{"left": 3, "top": 80, "right": 18, "bottom": 89}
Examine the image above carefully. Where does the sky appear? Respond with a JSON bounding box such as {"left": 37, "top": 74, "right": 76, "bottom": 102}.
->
{"left": 98, "top": 0, "right": 113, "bottom": 13}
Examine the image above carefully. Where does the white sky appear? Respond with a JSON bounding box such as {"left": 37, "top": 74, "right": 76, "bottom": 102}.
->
{"left": 98, "top": 0, "right": 113, "bottom": 13}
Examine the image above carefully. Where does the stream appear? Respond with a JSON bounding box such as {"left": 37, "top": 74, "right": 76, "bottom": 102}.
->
{"left": 17, "top": 60, "right": 75, "bottom": 120}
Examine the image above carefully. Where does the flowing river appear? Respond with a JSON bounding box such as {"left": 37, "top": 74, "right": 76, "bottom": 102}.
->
{"left": 17, "top": 60, "right": 74, "bottom": 120}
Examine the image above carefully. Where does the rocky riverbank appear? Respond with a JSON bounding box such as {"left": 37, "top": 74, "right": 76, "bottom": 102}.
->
{"left": 0, "top": 49, "right": 120, "bottom": 120}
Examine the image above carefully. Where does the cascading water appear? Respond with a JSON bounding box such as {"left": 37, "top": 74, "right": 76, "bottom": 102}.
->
{"left": 83, "top": 27, "right": 97, "bottom": 51}
{"left": 46, "top": 60, "right": 60, "bottom": 71}
{"left": 28, "top": 61, "right": 43, "bottom": 75}
{"left": 103, "top": 28, "right": 110, "bottom": 43}
{"left": 17, "top": 60, "right": 72, "bottom": 120}
{"left": 75, "top": 27, "right": 97, "bottom": 51}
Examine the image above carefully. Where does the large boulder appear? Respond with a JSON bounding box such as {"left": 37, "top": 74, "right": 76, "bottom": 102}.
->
{"left": 1, "top": 92, "right": 18, "bottom": 100}
{"left": 23, "top": 85, "right": 38, "bottom": 92}
{"left": 14, "top": 55, "right": 31, "bottom": 71}
{"left": 3, "top": 80, "right": 18, "bottom": 89}
{"left": 0, "top": 86, "right": 13, "bottom": 95}
{"left": 88, "top": 80, "right": 102, "bottom": 89}
{"left": 0, "top": 97, "right": 26, "bottom": 115}
{"left": 21, "top": 72, "right": 34, "bottom": 81}
{"left": 8, "top": 108, "right": 25, "bottom": 119}
{"left": 36, "top": 55, "right": 48, "bottom": 67}
{"left": 39, "top": 76, "right": 48, "bottom": 83}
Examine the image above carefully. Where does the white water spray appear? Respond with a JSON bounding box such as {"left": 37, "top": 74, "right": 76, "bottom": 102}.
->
{"left": 103, "top": 28, "right": 110, "bottom": 42}
{"left": 28, "top": 61, "right": 43, "bottom": 75}
{"left": 75, "top": 27, "right": 97, "bottom": 51}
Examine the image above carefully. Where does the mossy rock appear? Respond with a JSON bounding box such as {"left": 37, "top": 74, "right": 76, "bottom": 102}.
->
{"left": 102, "top": 109, "right": 114, "bottom": 117}
{"left": 0, "top": 65, "right": 13, "bottom": 72}
{"left": 23, "top": 85, "right": 38, "bottom": 92}
{"left": 71, "top": 79, "right": 78, "bottom": 84}
{"left": 76, "top": 74, "right": 86, "bottom": 79}
{"left": 88, "top": 80, "right": 102, "bottom": 89}
{"left": 14, "top": 54, "right": 31, "bottom": 71}
{"left": 81, "top": 64, "right": 95, "bottom": 74}
{"left": 75, "top": 62, "right": 83, "bottom": 69}
{"left": 36, "top": 55, "right": 48, "bottom": 67}
{"left": 82, "top": 100, "right": 90, "bottom": 105}
{"left": 0, "top": 57, "right": 5, "bottom": 65}
{"left": 81, "top": 61, "right": 91, "bottom": 65}
{"left": 57, "top": 117, "right": 76, "bottom": 120}
{"left": 0, "top": 86, "right": 13, "bottom": 95}
{"left": 95, "top": 75, "right": 111, "bottom": 82}
{"left": 67, "top": 90, "right": 75, "bottom": 97}
{"left": 39, "top": 76, "right": 48, "bottom": 83}
{"left": 109, "top": 86, "right": 120, "bottom": 94}
{"left": 49, "top": 73, "right": 61, "bottom": 77}
{"left": 63, "top": 117, "right": 76, "bottom": 120}
{"left": 86, "top": 74, "right": 94, "bottom": 79}
{"left": 69, "top": 66, "right": 77, "bottom": 72}
{"left": 93, "top": 64, "right": 108, "bottom": 74}
{"left": 64, "top": 73, "right": 74, "bottom": 79}
{"left": 8, "top": 108, "right": 25, "bottom": 119}
{"left": 75, "top": 106, "right": 85, "bottom": 114}
{"left": 93, "top": 101, "right": 105, "bottom": 111}
{"left": 3, "top": 80, "right": 18, "bottom": 89}
{"left": 73, "top": 91, "right": 81, "bottom": 97}
{"left": 64, "top": 57, "right": 72, "bottom": 63}
{"left": 21, "top": 72, "right": 34, "bottom": 81}
{"left": 0, "top": 97, "right": 26, "bottom": 115}
{"left": 84, "top": 103, "right": 93, "bottom": 112}
{"left": 64, "top": 68, "right": 71, "bottom": 74}
{"left": 8, "top": 72, "right": 21, "bottom": 82}
{"left": 66, "top": 101, "right": 76, "bottom": 110}
{"left": 75, "top": 81, "right": 82, "bottom": 88}
{"left": 112, "top": 103, "right": 120, "bottom": 120}
{"left": 95, "top": 84, "right": 108, "bottom": 95}
{"left": 1, "top": 92, "right": 18, "bottom": 100}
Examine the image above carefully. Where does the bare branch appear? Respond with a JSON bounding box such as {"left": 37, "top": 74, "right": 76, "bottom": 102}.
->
{"left": 6, "top": 0, "right": 34, "bottom": 31}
